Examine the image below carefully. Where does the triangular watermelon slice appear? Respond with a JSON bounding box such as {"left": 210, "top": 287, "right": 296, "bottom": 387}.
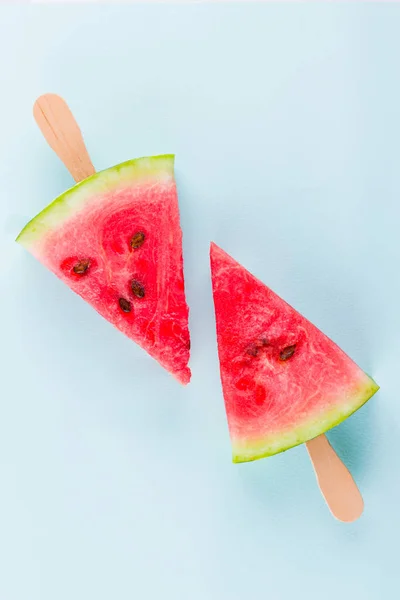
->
{"left": 210, "top": 243, "right": 378, "bottom": 462}
{"left": 17, "top": 155, "right": 191, "bottom": 384}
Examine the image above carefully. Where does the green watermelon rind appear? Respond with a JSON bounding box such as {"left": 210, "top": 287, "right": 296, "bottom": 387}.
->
{"left": 231, "top": 377, "right": 379, "bottom": 463}
{"left": 16, "top": 154, "right": 175, "bottom": 249}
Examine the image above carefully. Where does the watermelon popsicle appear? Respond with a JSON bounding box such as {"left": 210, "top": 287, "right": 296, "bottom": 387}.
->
{"left": 210, "top": 243, "right": 379, "bottom": 522}
{"left": 17, "top": 94, "right": 191, "bottom": 384}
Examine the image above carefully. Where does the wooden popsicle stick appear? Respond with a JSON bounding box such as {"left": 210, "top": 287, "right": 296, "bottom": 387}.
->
{"left": 33, "top": 93, "right": 95, "bottom": 182}
{"left": 306, "top": 434, "right": 364, "bottom": 522}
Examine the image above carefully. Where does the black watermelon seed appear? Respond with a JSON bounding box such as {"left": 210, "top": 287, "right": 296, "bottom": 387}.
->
{"left": 73, "top": 259, "right": 90, "bottom": 275}
{"left": 131, "top": 279, "right": 145, "bottom": 298}
{"left": 279, "top": 344, "right": 296, "bottom": 361}
{"left": 246, "top": 344, "right": 259, "bottom": 357}
{"left": 130, "top": 232, "right": 145, "bottom": 250}
{"left": 119, "top": 298, "right": 132, "bottom": 313}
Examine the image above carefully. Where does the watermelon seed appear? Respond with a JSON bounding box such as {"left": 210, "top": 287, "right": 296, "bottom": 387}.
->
{"left": 279, "top": 345, "right": 296, "bottom": 361}
{"left": 119, "top": 297, "right": 132, "bottom": 313}
{"left": 130, "top": 232, "right": 145, "bottom": 250}
{"left": 131, "top": 279, "right": 145, "bottom": 298}
{"left": 246, "top": 338, "right": 268, "bottom": 357}
{"left": 73, "top": 259, "right": 90, "bottom": 275}
{"left": 246, "top": 344, "right": 259, "bottom": 357}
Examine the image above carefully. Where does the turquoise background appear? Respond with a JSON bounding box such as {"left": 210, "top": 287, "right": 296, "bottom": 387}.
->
{"left": 0, "top": 4, "right": 398, "bottom": 599}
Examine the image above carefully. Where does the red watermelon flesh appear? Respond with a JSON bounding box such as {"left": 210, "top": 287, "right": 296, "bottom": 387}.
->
{"left": 17, "top": 155, "right": 191, "bottom": 384}
{"left": 210, "top": 243, "right": 378, "bottom": 462}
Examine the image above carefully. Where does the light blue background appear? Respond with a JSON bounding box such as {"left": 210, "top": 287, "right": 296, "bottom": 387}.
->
{"left": 0, "top": 4, "right": 399, "bottom": 599}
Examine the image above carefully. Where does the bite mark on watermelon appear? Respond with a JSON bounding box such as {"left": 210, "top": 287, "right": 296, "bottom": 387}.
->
{"left": 17, "top": 155, "right": 191, "bottom": 384}
{"left": 210, "top": 242, "right": 379, "bottom": 463}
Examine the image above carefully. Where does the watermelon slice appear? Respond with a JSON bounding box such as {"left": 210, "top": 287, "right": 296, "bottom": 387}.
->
{"left": 17, "top": 155, "right": 191, "bottom": 384}
{"left": 210, "top": 243, "right": 379, "bottom": 463}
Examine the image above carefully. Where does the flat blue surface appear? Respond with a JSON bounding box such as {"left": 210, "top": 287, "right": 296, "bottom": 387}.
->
{"left": 0, "top": 4, "right": 399, "bottom": 599}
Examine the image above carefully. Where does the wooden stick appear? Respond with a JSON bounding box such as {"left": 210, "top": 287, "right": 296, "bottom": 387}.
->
{"left": 33, "top": 93, "right": 95, "bottom": 182}
{"left": 306, "top": 434, "right": 364, "bottom": 522}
